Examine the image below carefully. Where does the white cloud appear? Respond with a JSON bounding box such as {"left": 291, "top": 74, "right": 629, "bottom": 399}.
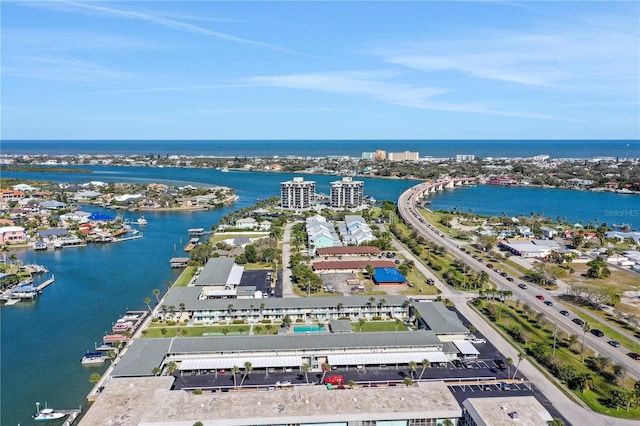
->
{"left": 369, "top": 26, "right": 638, "bottom": 91}
{"left": 3, "top": 56, "right": 131, "bottom": 83}
{"left": 23, "top": 0, "right": 294, "bottom": 53}
{"left": 244, "top": 70, "right": 560, "bottom": 120}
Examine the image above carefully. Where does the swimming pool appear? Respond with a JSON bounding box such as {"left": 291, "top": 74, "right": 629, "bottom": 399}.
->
{"left": 294, "top": 325, "right": 324, "bottom": 333}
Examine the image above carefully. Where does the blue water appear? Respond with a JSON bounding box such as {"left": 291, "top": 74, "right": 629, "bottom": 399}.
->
{"left": 429, "top": 185, "right": 640, "bottom": 230}
{"left": 2, "top": 139, "right": 639, "bottom": 159}
{"left": 2, "top": 159, "right": 640, "bottom": 425}
{"left": 294, "top": 325, "right": 323, "bottom": 333}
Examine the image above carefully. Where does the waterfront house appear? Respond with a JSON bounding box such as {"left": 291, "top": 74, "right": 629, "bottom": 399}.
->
{"left": 539, "top": 226, "right": 557, "bottom": 239}
{"left": 0, "top": 189, "right": 24, "bottom": 202}
{"left": 0, "top": 226, "right": 27, "bottom": 244}
{"left": 235, "top": 217, "right": 257, "bottom": 229}
{"left": 39, "top": 200, "right": 68, "bottom": 210}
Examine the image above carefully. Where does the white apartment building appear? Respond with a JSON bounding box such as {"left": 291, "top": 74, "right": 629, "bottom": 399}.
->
{"left": 280, "top": 177, "right": 316, "bottom": 210}
{"left": 330, "top": 177, "right": 364, "bottom": 208}
{"left": 388, "top": 151, "right": 419, "bottom": 161}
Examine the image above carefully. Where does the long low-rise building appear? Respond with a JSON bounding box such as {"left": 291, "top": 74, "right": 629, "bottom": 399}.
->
{"left": 111, "top": 331, "right": 445, "bottom": 378}
{"left": 80, "top": 377, "right": 462, "bottom": 426}
{"left": 161, "top": 293, "right": 410, "bottom": 324}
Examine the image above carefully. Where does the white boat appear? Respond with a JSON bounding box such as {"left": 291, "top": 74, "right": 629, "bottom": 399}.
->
{"left": 131, "top": 229, "right": 140, "bottom": 235}
{"left": 81, "top": 351, "right": 107, "bottom": 364}
{"left": 137, "top": 216, "right": 148, "bottom": 225}
{"left": 33, "top": 408, "right": 67, "bottom": 422}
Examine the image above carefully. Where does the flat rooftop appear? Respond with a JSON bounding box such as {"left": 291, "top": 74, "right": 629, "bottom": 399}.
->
{"left": 462, "top": 396, "right": 553, "bottom": 426}
{"left": 80, "top": 378, "right": 461, "bottom": 425}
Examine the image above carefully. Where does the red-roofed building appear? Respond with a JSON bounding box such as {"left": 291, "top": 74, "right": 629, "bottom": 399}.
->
{"left": 316, "top": 246, "right": 381, "bottom": 256}
{"left": 313, "top": 260, "right": 396, "bottom": 272}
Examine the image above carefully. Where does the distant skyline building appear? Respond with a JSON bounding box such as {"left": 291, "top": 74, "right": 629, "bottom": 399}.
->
{"left": 280, "top": 177, "right": 316, "bottom": 210}
{"left": 375, "top": 149, "right": 387, "bottom": 160}
{"left": 456, "top": 154, "right": 475, "bottom": 162}
{"left": 330, "top": 176, "right": 364, "bottom": 209}
{"left": 361, "top": 152, "right": 376, "bottom": 159}
{"left": 388, "top": 151, "right": 419, "bottom": 161}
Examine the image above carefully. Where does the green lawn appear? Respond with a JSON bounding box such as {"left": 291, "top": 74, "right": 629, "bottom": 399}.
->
{"left": 142, "top": 324, "right": 278, "bottom": 338}
{"left": 174, "top": 266, "right": 196, "bottom": 287}
{"left": 351, "top": 320, "right": 409, "bottom": 332}
{"left": 476, "top": 299, "right": 640, "bottom": 420}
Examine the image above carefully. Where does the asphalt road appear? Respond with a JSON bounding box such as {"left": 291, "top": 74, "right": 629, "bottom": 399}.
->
{"left": 398, "top": 185, "right": 639, "bottom": 380}
{"left": 397, "top": 184, "right": 640, "bottom": 426}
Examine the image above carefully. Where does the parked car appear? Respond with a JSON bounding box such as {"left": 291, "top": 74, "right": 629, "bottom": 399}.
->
{"left": 486, "top": 264, "right": 494, "bottom": 269}
{"left": 324, "top": 375, "right": 344, "bottom": 385}
{"left": 559, "top": 310, "right": 570, "bottom": 316}
{"left": 590, "top": 329, "right": 604, "bottom": 337}
{"left": 628, "top": 352, "right": 640, "bottom": 360}
{"left": 470, "top": 337, "right": 486, "bottom": 344}
{"left": 275, "top": 380, "right": 291, "bottom": 386}
{"left": 494, "top": 359, "right": 506, "bottom": 370}
{"left": 518, "top": 283, "right": 528, "bottom": 289}
{"left": 608, "top": 340, "right": 621, "bottom": 347}
{"left": 572, "top": 318, "right": 585, "bottom": 326}
{"left": 536, "top": 295, "right": 545, "bottom": 300}
{"left": 500, "top": 382, "right": 511, "bottom": 391}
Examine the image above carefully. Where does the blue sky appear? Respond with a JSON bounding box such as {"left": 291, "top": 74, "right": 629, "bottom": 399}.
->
{"left": 2, "top": 1, "right": 639, "bottom": 140}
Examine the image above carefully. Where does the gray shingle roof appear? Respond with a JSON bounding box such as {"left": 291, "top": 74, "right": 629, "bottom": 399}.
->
{"left": 412, "top": 302, "right": 469, "bottom": 335}
{"left": 193, "top": 258, "right": 235, "bottom": 286}
{"left": 167, "top": 331, "right": 441, "bottom": 354}
{"left": 111, "top": 339, "right": 171, "bottom": 377}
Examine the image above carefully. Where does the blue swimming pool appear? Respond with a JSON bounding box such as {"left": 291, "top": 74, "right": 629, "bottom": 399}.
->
{"left": 294, "top": 325, "right": 323, "bottom": 333}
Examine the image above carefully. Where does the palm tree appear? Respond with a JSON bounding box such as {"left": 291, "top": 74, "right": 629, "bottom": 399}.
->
{"left": 402, "top": 377, "right": 414, "bottom": 387}
{"left": 240, "top": 361, "right": 253, "bottom": 386}
{"left": 152, "top": 367, "right": 161, "bottom": 376}
{"left": 408, "top": 361, "right": 418, "bottom": 380}
{"left": 166, "top": 361, "right": 177, "bottom": 375}
{"left": 254, "top": 325, "right": 263, "bottom": 335}
{"left": 152, "top": 288, "right": 160, "bottom": 303}
{"left": 356, "top": 318, "right": 365, "bottom": 332}
{"left": 419, "top": 359, "right": 430, "bottom": 380}
{"left": 301, "top": 363, "right": 310, "bottom": 383}
{"left": 512, "top": 352, "right": 524, "bottom": 379}
{"left": 379, "top": 298, "right": 386, "bottom": 317}
{"left": 581, "top": 322, "right": 591, "bottom": 362}
{"left": 395, "top": 318, "right": 402, "bottom": 331}
{"left": 506, "top": 357, "right": 513, "bottom": 378}
{"left": 231, "top": 365, "right": 240, "bottom": 388}
{"left": 347, "top": 379, "right": 356, "bottom": 389}
{"left": 144, "top": 297, "right": 152, "bottom": 312}
{"left": 320, "top": 363, "right": 330, "bottom": 384}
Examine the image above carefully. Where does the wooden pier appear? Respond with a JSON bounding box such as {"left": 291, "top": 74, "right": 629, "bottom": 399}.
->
{"left": 36, "top": 276, "right": 55, "bottom": 291}
{"left": 111, "top": 235, "right": 143, "bottom": 243}
{"left": 61, "top": 408, "right": 82, "bottom": 425}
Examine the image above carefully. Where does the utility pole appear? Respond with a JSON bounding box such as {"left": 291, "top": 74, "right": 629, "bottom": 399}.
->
{"left": 552, "top": 323, "right": 558, "bottom": 357}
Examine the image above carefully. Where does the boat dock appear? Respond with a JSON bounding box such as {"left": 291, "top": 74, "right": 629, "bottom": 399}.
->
{"left": 61, "top": 408, "right": 82, "bottom": 425}
{"left": 111, "top": 235, "right": 143, "bottom": 243}
{"left": 36, "top": 276, "right": 55, "bottom": 291}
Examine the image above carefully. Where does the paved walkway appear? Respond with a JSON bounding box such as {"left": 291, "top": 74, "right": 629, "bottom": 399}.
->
{"left": 281, "top": 221, "right": 297, "bottom": 298}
